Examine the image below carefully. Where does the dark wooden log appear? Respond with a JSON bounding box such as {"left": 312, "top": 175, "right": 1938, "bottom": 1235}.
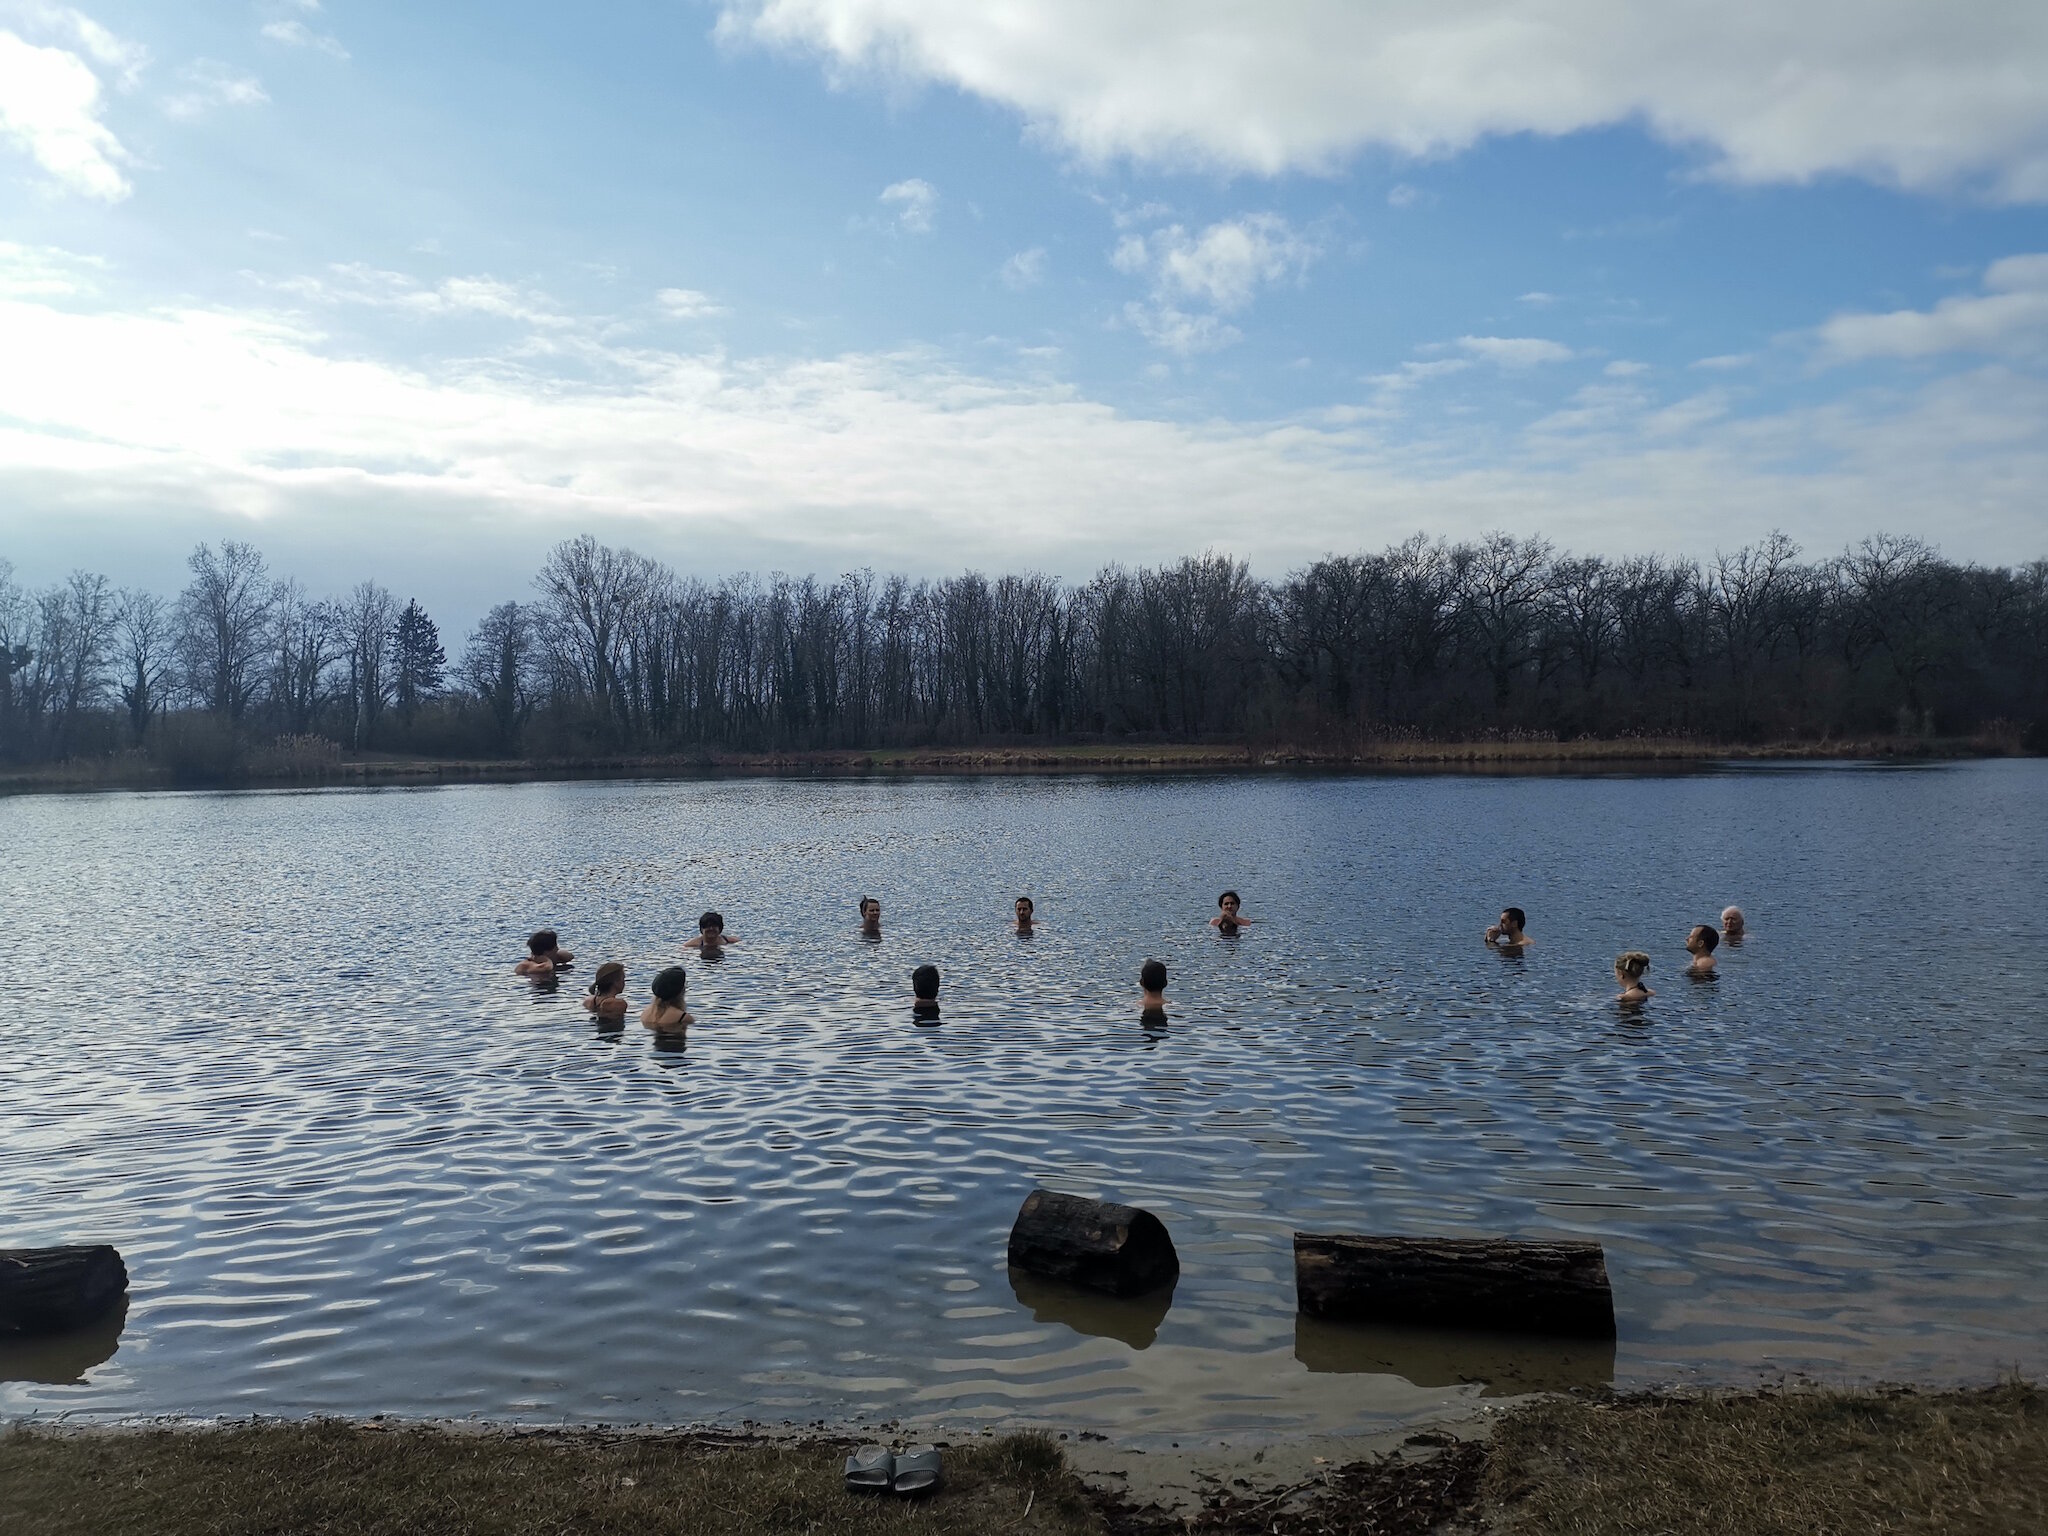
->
{"left": 1294, "top": 1233, "right": 1614, "bottom": 1338}
{"left": 0, "top": 1246, "right": 129, "bottom": 1335}
{"left": 1007, "top": 1189, "right": 1178, "bottom": 1298}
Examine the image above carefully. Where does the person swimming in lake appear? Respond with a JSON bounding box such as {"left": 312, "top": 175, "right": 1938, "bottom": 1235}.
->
{"left": 582, "top": 961, "right": 629, "bottom": 1019}
{"left": 640, "top": 965, "right": 691, "bottom": 1030}
{"left": 684, "top": 911, "right": 737, "bottom": 954}
{"left": 515, "top": 928, "right": 574, "bottom": 976}
{"left": 859, "top": 897, "right": 882, "bottom": 937}
{"left": 1721, "top": 905, "right": 1746, "bottom": 941}
{"left": 1139, "top": 957, "right": 1168, "bottom": 1010}
{"left": 1014, "top": 896, "right": 1036, "bottom": 933}
{"left": 1485, "top": 907, "right": 1532, "bottom": 948}
{"left": 1685, "top": 924, "right": 1719, "bottom": 976}
{"left": 1614, "top": 951, "right": 1653, "bottom": 1003}
{"left": 1209, "top": 891, "right": 1253, "bottom": 932}
{"left": 911, "top": 963, "right": 940, "bottom": 1018}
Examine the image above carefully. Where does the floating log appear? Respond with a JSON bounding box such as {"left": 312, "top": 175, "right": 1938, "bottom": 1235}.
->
{"left": 0, "top": 1246, "right": 129, "bottom": 1335}
{"left": 1007, "top": 1189, "right": 1178, "bottom": 1298}
{"left": 1293, "top": 1233, "right": 1614, "bottom": 1339}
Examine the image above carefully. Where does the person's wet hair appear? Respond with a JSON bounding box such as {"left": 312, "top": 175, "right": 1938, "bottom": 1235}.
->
{"left": 1218, "top": 890, "right": 1240, "bottom": 909}
{"left": 590, "top": 961, "right": 626, "bottom": 996}
{"left": 911, "top": 964, "right": 940, "bottom": 1001}
{"left": 528, "top": 929, "right": 558, "bottom": 956}
{"left": 1504, "top": 907, "right": 1526, "bottom": 929}
{"left": 1691, "top": 925, "right": 1720, "bottom": 953}
{"left": 1140, "top": 958, "right": 1168, "bottom": 993}
{"left": 1615, "top": 951, "right": 1651, "bottom": 982}
{"left": 651, "top": 966, "right": 686, "bottom": 1004}
{"left": 1016, "top": 896, "right": 1033, "bottom": 914}
{"left": 698, "top": 911, "right": 724, "bottom": 934}
{"left": 860, "top": 897, "right": 878, "bottom": 917}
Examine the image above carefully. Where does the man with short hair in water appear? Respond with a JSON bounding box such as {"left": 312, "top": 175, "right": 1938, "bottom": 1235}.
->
{"left": 1014, "top": 896, "right": 1036, "bottom": 933}
{"left": 911, "top": 963, "right": 940, "bottom": 1018}
{"left": 859, "top": 897, "right": 882, "bottom": 937}
{"left": 1485, "top": 907, "right": 1532, "bottom": 948}
{"left": 1209, "top": 891, "right": 1254, "bottom": 932}
{"left": 1139, "top": 958, "right": 1168, "bottom": 1011}
{"left": 1685, "top": 924, "right": 1720, "bottom": 976}
{"left": 684, "top": 911, "right": 738, "bottom": 954}
{"left": 1721, "top": 905, "right": 1746, "bottom": 940}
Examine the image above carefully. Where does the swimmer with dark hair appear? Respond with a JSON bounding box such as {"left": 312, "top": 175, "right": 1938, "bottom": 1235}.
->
{"left": 1209, "top": 891, "right": 1253, "bottom": 930}
{"left": 641, "top": 965, "right": 691, "bottom": 1030}
{"left": 1014, "top": 896, "right": 1036, "bottom": 933}
{"left": 516, "top": 928, "right": 574, "bottom": 975}
{"left": 1686, "top": 924, "right": 1719, "bottom": 976}
{"left": 582, "top": 961, "right": 629, "bottom": 1019}
{"left": 1139, "top": 958, "right": 1168, "bottom": 1010}
{"left": 911, "top": 963, "right": 940, "bottom": 1017}
{"left": 859, "top": 897, "right": 882, "bottom": 936}
{"left": 684, "top": 912, "right": 738, "bottom": 953}
{"left": 1614, "top": 951, "right": 1653, "bottom": 1003}
{"left": 1485, "top": 907, "right": 1531, "bottom": 948}
{"left": 1721, "top": 905, "right": 1746, "bottom": 940}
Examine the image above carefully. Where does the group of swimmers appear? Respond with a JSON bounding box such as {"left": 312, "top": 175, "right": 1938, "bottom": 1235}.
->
{"left": 1484, "top": 902, "right": 1748, "bottom": 1003}
{"left": 514, "top": 890, "right": 1746, "bottom": 1028}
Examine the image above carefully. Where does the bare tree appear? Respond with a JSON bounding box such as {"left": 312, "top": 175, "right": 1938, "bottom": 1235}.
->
{"left": 340, "top": 581, "right": 398, "bottom": 750}
{"left": 114, "top": 588, "right": 177, "bottom": 743}
{"left": 176, "top": 541, "right": 276, "bottom": 719}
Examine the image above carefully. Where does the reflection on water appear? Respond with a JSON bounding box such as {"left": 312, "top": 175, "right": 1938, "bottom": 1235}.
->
{"left": 0, "top": 1299, "right": 128, "bottom": 1387}
{"left": 1293, "top": 1313, "right": 1615, "bottom": 1398}
{"left": 2, "top": 763, "right": 2046, "bottom": 1435}
{"left": 1008, "top": 1269, "right": 1177, "bottom": 1350}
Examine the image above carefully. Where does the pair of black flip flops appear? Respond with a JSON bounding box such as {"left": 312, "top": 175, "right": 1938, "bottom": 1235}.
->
{"left": 844, "top": 1444, "right": 943, "bottom": 1495}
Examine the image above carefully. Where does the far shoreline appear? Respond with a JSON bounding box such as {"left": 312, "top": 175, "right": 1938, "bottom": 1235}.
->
{"left": 0, "top": 732, "right": 2030, "bottom": 797}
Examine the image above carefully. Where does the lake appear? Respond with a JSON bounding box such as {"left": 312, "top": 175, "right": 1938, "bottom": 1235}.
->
{"left": 3, "top": 762, "right": 2045, "bottom": 1438}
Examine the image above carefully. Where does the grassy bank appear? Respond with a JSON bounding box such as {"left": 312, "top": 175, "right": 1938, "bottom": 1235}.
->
{"left": 0, "top": 732, "right": 2025, "bottom": 795}
{"left": 4, "top": 1383, "right": 2041, "bottom": 1535}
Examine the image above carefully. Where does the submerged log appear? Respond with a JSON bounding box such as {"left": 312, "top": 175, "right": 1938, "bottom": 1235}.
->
{"left": 0, "top": 1246, "right": 129, "bottom": 1335}
{"left": 1007, "top": 1190, "right": 1179, "bottom": 1298}
{"left": 1294, "top": 1234, "right": 1614, "bottom": 1339}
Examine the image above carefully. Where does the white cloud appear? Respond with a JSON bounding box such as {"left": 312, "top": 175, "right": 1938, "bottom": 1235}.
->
{"left": 1368, "top": 357, "right": 1470, "bottom": 394}
{"left": 0, "top": 239, "right": 102, "bottom": 297}
{"left": 1, "top": 255, "right": 2043, "bottom": 597}
{"left": 999, "top": 246, "right": 1046, "bottom": 289}
{"left": 657, "top": 287, "right": 729, "bottom": 319}
{"left": 0, "top": 2, "right": 147, "bottom": 86}
{"left": 1691, "top": 352, "right": 1755, "bottom": 370}
{"left": 879, "top": 176, "right": 937, "bottom": 233}
{"left": 0, "top": 28, "right": 129, "bottom": 199}
{"left": 1386, "top": 183, "right": 1422, "bottom": 209}
{"left": 1518, "top": 291, "right": 1558, "bottom": 307}
{"left": 260, "top": 19, "right": 348, "bottom": 59}
{"left": 1817, "top": 254, "right": 2048, "bottom": 360}
{"left": 1111, "top": 213, "right": 1318, "bottom": 353}
{"left": 266, "top": 263, "right": 572, "bottom": 328}
{"left": 1457, "top": 335, "right": 1574, "bottom": 367}
{"left": 164, "top": 58, "right": 268, "bottom": 120}
{"left": 716, "top": 1, "right": 2048, "bottom": 200}
{"left": 1604, "top": 359, "right": 1648, "bottom": 376}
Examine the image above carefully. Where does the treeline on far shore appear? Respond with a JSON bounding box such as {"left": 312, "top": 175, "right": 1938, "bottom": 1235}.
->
{"left": 2, "top": 530, "right": 2045, "bottom": 781}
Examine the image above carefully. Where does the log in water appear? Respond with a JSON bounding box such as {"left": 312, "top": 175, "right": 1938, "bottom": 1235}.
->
{"left": 1007, "top": 1190, "right": 1179, "bottom": 1298}
{"left": 0, "top": 1246, "right": 129, "bottom": 1335}
{"left": 1293, "top": 1234, "right": 1615, "bottom": 1338}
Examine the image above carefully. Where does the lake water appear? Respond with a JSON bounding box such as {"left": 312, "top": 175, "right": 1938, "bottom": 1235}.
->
{"left": 4, "top": 763, "right": 2045, "bottom": 1438}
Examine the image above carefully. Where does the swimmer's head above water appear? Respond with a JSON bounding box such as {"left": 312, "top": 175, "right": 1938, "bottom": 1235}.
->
{"left": 860, "top": 897, "right": 881, "bottom": 927}
{"left": 698, "top": 911, "right": 725, "bottom": 937}
{"left": 911, "top": 963, "right": 940, "bottom": 1010}
{"left": 1489, "top": 907, "right": 1529, "bottom": 945}
{"left": 1140, "top": 958, "right": 1168, "bottom": 1005}
{"left": 1721, "top": 905, "right": 1746, "bottom": 938}
{"left": 651, "top": 965, "right": 686, "bottom": 1005}
{"left": 1015, "top": 896, "right": 1034, "bottom": 925}
{"left": 1614, "top": 951, "right": 1652, "bottom": 997}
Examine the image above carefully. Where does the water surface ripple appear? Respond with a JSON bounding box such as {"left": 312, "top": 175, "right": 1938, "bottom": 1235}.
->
{"left": 3, "top": 764, "right": 2045, "bottom": 1434}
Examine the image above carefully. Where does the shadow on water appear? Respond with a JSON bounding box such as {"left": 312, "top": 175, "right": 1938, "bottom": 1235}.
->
{"left": 0, "top": 1297, "right": 129, "bottom": 1386}
{"left": 1293, "top": 1313, "right": 1615, "bottom": 1397}
{"left": 1008, "top": 1268, "right": 1178, "bottom": 1350}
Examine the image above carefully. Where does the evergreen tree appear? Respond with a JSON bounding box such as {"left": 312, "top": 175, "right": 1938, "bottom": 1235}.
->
{"left": 390, "top": 599, "right": 446, "bottom": 726}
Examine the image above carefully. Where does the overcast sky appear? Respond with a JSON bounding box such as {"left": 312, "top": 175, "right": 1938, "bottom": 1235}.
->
{"left": 3, "top": 0, "right": 2046, "bottom": 637}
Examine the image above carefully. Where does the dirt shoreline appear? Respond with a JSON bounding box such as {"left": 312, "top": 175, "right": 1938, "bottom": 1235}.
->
{"left": 4, "top": 1382, "right": 2042, "bottom": 1534}
{"left": 0, "top": 733, "right": 2020, "bottom": 796}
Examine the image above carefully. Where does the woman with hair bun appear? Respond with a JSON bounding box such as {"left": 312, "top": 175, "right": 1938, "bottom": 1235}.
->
{"left": 1614, "top": 951, "right": 1653, "bottom": 1004}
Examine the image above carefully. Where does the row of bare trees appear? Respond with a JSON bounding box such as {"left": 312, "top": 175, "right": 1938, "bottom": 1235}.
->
{"left": 2, "top": 530, "right": 2044, "bottom": 767}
